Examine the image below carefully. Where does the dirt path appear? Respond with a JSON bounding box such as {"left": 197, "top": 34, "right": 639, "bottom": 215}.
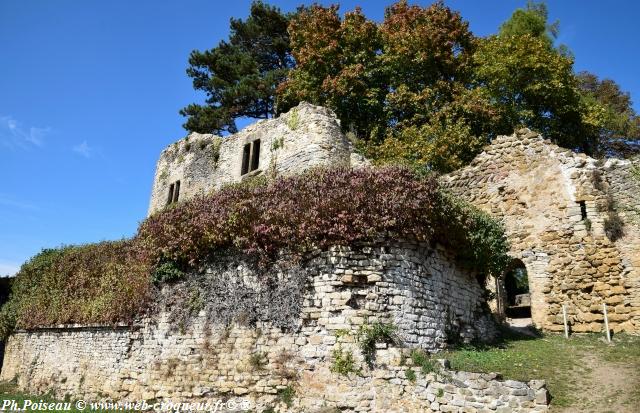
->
{"left": 552, "top": 345, "right": 640, "bottom": 413}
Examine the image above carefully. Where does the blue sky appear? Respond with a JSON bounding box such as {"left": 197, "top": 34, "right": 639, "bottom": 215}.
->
{"left": 1, "top": 0, "right": 639, "bottom": 276}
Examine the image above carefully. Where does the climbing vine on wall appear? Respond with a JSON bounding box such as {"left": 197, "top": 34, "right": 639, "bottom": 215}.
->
{"left": 0, "top": 166, "right": 509, "bottom": 336}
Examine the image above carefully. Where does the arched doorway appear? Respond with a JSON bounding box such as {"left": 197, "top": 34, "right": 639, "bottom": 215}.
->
{"left": 503, "top": 260, "right": 531, "bottom": 322}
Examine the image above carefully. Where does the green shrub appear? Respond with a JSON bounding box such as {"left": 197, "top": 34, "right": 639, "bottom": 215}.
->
{"left": 210, "top": 139, "right": 222, "bottom": 166}
{"left": 604, "top": 211, "right": 624, "bottom": 241}
{"left": 151, "top": 260, "right": 185, "bottom": 283}
{"left": 138, "top": 167, "right": 510, "bottom": 277}
{"left": 249, "top": 352, "right": 267, "bottom": 370}
{"left": 0, "top": 300, "right": 17, "bottom": 340}
{"left": 357, "top": 321, "right": 398, "bottom": 366}
{"left": 286, "top": 108, "right": 299, "bottom": 130}
{"left": 0, "top": 241, "right": 151, "bottom": 334}
{"left": 630, "top": 162, "right": 640, "bottom": 182}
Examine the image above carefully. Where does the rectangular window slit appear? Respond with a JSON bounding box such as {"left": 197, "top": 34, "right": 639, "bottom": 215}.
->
{"left": 241, "top": 143, "right": 251, "bottom": 175}
{"left": 250, "top": 139, "right": 261, "bottom": 172}
{"left": 167, "top": 183, "right": 175, "bottom": 206}
{"left": 578, "top": 200, "right": 587, "bottom": 220}
{"left": 173, "top": 180, "right": 180, "bottom": 203}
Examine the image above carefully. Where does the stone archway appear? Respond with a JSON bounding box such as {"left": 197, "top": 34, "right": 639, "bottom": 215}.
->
{"left": 503, "top": 259, "right": 531, "bottom": 322}
{"left": 494, "top": 253, "right": 549, "bottom": 329}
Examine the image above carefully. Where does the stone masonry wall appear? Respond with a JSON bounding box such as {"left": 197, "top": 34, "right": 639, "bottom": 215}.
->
{"left": 603, "top": 158, "right": 640, "bottom": 313}
{"left": 443, "top": 129, "right": 640, "bottom": 333}
{"left": 0, "top": 241, "right": 549, "bottom": 412}
{"left": 147, "top": 102, "right": 367, "bottom": 215}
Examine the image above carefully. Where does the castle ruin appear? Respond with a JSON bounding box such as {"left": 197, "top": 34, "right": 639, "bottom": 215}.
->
{"left": 4, "top": 103, "right": 640, "bottom": 411}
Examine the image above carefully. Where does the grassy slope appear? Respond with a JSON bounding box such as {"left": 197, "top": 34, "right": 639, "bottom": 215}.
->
{"left": 442, "top": 331, "right": 640, "bottom": 409}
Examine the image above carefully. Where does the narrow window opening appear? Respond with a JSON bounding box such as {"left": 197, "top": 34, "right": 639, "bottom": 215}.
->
{"left": 166, "top": 183, "right": 175, "bottom": 206}
{"left": 241, "top": 143, "right": 251, "bottom": 175}
{"left": 578, "top": 200, "right": 587, "bottom": 220}
{"left": 250, "top": 139, "right": 261, "bottom": 172}
{"left": 173, "top": 180, "right": 180, "bottom": 203}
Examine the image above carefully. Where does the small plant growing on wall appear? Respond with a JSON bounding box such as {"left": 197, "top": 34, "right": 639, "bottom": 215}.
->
{"left": 630, "top": 162, "right": 640, "bottom": 183}
{"left": 271, "top": 136, "right": 284, "bottom": 151}
{"left": 159, "top": 168, "right": 169, "bottom": 182}
{"left": 277, "top": 385, "right": 295, "bottom": 407}
{"left": 249, "top": 351, "right": 267, "bottom": 370}
{"left": 187, "top": 287, "right": 204, "bottom": 315}
{"left": 405, "top": 368, "right": 417, "bottom": 382}
{"left": 330, "top": 346, "right": 358, "bottom": 376}
{"left": 357, "top": 321, "right": 398, "bottom": 366}
{"left": 210, "top": 139, "right": 221, "bottom": 167}
{"left": 152, "top": 260, "right": 185, "bottom": 283}
{"left": 286, "top": 108, "right": 300, "bottom": 130}
{"left": 604, "top": 211, "right": 624, "bottom": 241}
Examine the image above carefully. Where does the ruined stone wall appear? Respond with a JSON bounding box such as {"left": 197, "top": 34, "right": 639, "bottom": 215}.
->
{"left": 147, "top": 103, "right": 367, "bottom": 215}
{"left": 443, "top": 130, "right": 640, "bottom": 333}
{"left": 0, "top": 241, "right": 550, "bottom": 412}
{"left": 602, "top": 158, "right": 640, "bottom": 318}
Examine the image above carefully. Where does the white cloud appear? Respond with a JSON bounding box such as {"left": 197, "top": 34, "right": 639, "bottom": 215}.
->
{"left": 72, "top": 140, "right": 93, "bottom": 158}
{"left": 0, "top": 115, "right": 50, "bottom": 149}
{"left": 0, "top": 261, "right": 19, "bottom": 277}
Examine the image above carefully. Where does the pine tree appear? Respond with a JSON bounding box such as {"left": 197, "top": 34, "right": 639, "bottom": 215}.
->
{"left": 181, "top": 1, "right": 293, "bottom": 135}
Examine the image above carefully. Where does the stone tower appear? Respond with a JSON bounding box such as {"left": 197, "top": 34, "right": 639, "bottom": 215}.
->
{"left": 148, "top": 102, "right": 367, "bottom": 215}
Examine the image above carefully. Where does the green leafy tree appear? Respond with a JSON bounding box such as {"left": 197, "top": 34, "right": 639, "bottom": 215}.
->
{"left": 376, "top": 1, "right": 495, "bottom": 171}
{"left": 181, "top": 1, "right": 293, "bottom": 134}
{"left": 473, "top": 33, "right": 591, "bottom": 151}
{"left": 474, "top": 1, "right": 640, "bottom": 155}
{"left": 577, "top": 71, "right": 640, "bottom": 149}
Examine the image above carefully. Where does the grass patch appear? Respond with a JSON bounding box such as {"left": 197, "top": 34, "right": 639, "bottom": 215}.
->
{"left": 405, "top": 368, "right": 416, "bottom": 382}
{"left": 410, "top": 349, "right": 439, "bottom": 375}
{"left": 442, "top": 331, "right": 640, "bottom": 408}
